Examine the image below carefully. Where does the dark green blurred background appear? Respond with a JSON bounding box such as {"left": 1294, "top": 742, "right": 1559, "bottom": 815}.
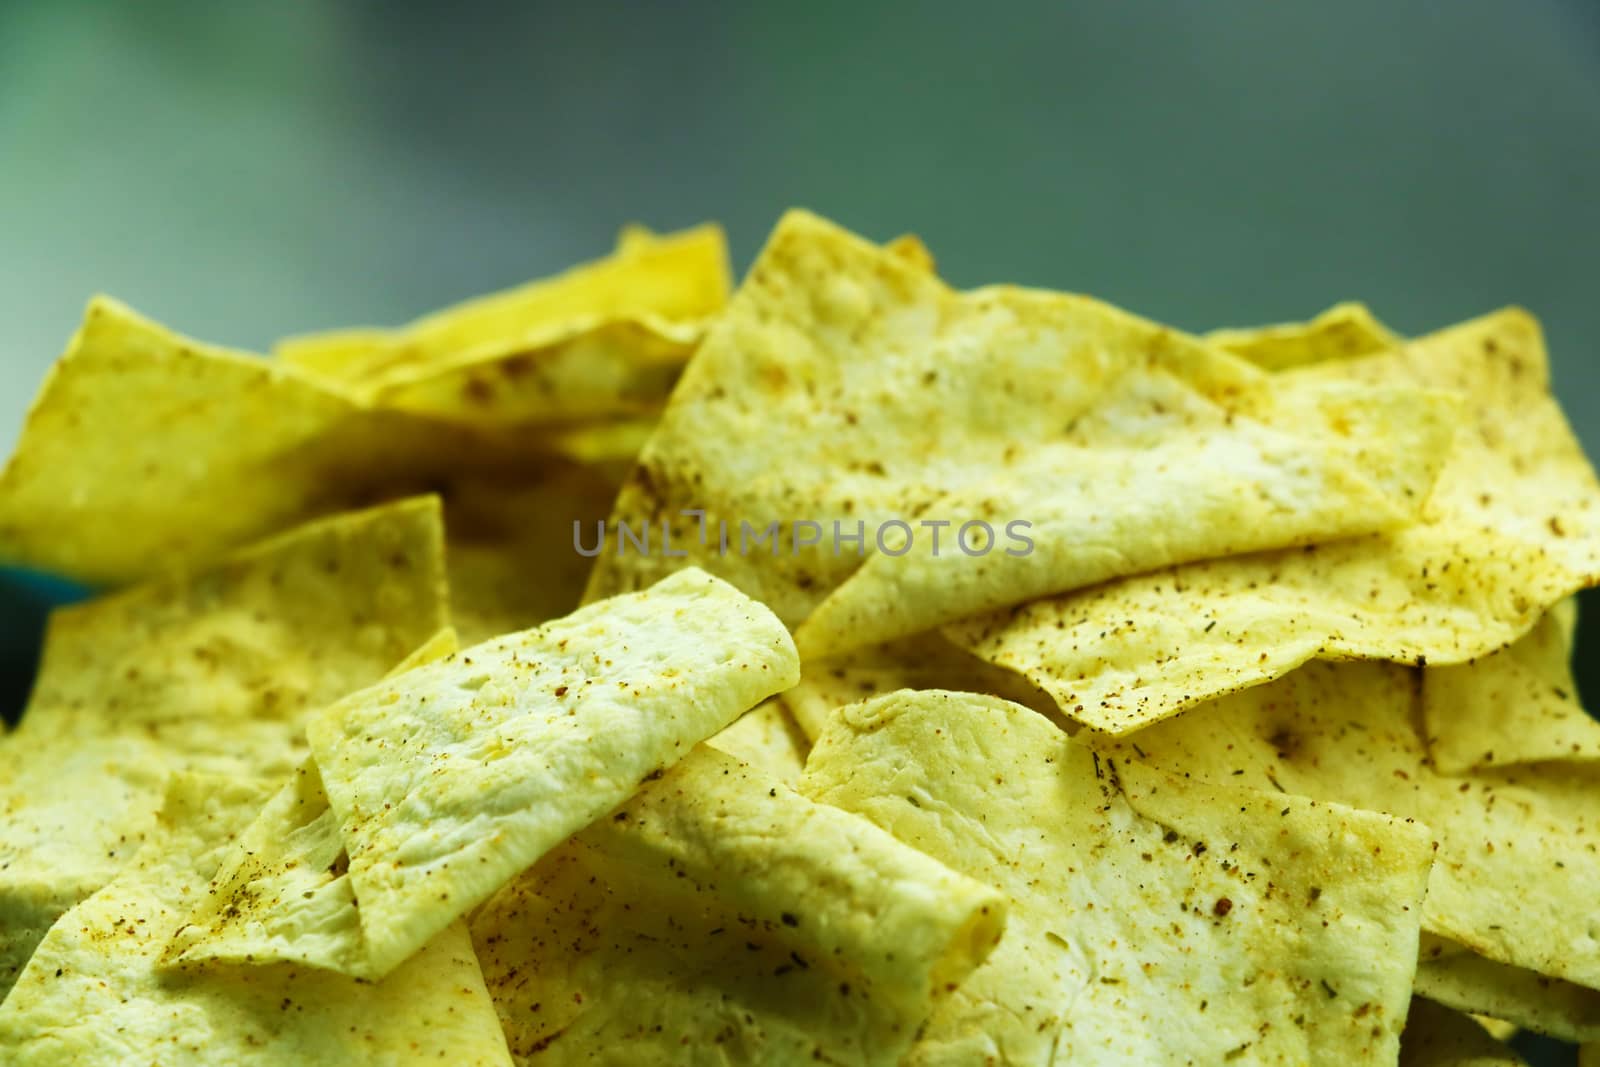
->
{"left": 1, "top": 3, "right": 1597, "bottom": 1058}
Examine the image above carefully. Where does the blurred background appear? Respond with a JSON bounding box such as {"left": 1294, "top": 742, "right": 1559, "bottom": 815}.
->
{"left": 1, "top": 3, "right": 1597, "bottom": 1056}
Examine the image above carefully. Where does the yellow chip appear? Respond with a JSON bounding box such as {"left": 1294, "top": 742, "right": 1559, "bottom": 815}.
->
{"left": 589, "top": 210, "right": 1458, "bottom": 662}
{"left": 1416, "top": 933, "right": 1600, "bottom": 1044}
{"left": 276, "top": 224, "right": 729, "bottom": 424}
{"left": 802, "top": 689, "right": 1434, "bottom": 1065}
{"left": 215, "top": 569, "right": 802, "bottom": 979}
{"left": 0, "top": 498, "right": 447, "bottom": 1001}
{"left": 949, "top": 308, "right": 1600, "bottom": 734}
{"left": 1088, "top": 659, "right": 1600, "bottom": 1013}
{"left": 0, "top": 774, "right": 513, "bottom": 1066}
{"left": 472, "top": 746, "right": 1005, "bottom": 1064}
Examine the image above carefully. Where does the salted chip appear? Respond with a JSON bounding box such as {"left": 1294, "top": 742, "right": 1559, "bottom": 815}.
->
{"left": 1416, "top": 933, "right": 1600, "bottom": 1044}
{"left": 471, "top": 745, "right": 1005, "bottom": 1064}
{"left": 949, "top": 308, "right": 1600, "bottom": 734}
{"left": 1207, "top": 302, "right": 1400, "bottom": 371}
{"left": 0, "top": 774, "right": 512, "bottom": 1066}
{"left": 801, "top": 689, "right": 1434, "bottom": 1065}
{"left": 298, "top": 567, "right": 799, "bottom": 978}
{"left": 1088, "top": 660, "right": 1600, "bottom": 1011}
{"left": 0, "top": 498, "right": 447, "bottom": 1002}
{"left": 705, "top": 698, "right": 811, "bottom": 783}
{"left": 1399, "top": 999, "right": 1526, "bottom": 1067}
{"left": 275, "top": 224, "right": 729, "bottom": 424}
{"left": 780, "top": 631, "right": 1060, "bottom": 742}
{"left": 1423, "top": 600, "right": 1600, "bottom": 771}
{"left": 587, "top": 211, "right": 1457, "bottom": 656}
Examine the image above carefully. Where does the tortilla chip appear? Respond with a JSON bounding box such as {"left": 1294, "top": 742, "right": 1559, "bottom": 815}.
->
{"left": 1399, "top": 998, "right": 1526, "bottom": 1067}
{"left": 1088, "top": 659, "right": 1600, "bottom": 997}
{"left": 949, "top": 307, "right": 1600, "bottom": 734}
{"left": 801, "top": 689, "right": 1434, "bottom": 1065}
{"left": 276, "top": 224, "right": 728, "bottom": 422}
{"left": 0, "top": 499, "right": 447, "bottom": 1001}
{"left": 1423, "top": 600, "right": 1600, "bottom": 772}
{"left": 780, "top": 630, "right": 1061, "bottom": 742}
{"left": 1415, "top": 933, "right": 1600, "bottom": 1044}
{"left": 705, "top": 698, "right": 811, "bottom": 783}
{"left": 587, "top": 211, "right": 1457, "bottom": 662}
{"left": 1208, "top": 302, "right": 1400, "bottom": 371}
{"left": 0, "top": 297, "right": 353, "bottom": 584}
{"left": 471, "top": 745, "right": 1005, "bottom": 1064}
{"left": 294, "top": 568, "right": 797, "bottom": 978}
{"left": 0, "top": 774, "right": 513, "bottom": 1065}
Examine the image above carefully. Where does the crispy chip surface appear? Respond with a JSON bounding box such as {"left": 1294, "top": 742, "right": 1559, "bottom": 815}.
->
{"left": 801, "top": 689, "right": 1434, "bottom": 1065}
{"left": 1088, "top": 660, "right": 1600, "bottom": 998}
{"left": 589, "top": 211, "right": 1457, "bottom": 661}
{"left": 0, "top": 775, "right": 513, "bottom": 1065}
{"left": 301, "top": 568, "right": 799, "bottom": 977}
{"left": 1207, "top": 302, "right": 1400, "bottom": 371}
{"left": 0, "top": 499, "right": 447, "bottom": 1001}
{"left": 471, "top": 746, "right": 1005, "bottom": 1065}
{"left": 949, "top": 308, "right": 1600, "bottom": 734}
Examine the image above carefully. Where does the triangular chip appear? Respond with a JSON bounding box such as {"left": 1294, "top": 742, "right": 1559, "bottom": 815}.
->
{"left": 1087, "top": 660, "right": 1600, "bottom": 1001}
{"left": 277, "top": 224, "right": 728, "bottom": 418}
{"left": 0, "top": 498, "right": 447, "bottom": 1001}
{"left": 1207, "top": 302, "right": 1400, "bottom": 371}
{"left": 297, "top": 567, "right": 798, "bottom": 977}
{"left": 471, "top": 746, "right": 1005, "bottom": 1064}
{"left": 0, "top": 774, "right": 512, "bottom": 1065}
{"left": 588, "top": 210, "right": 1458, "bottom": 659}
{"left": 801, "top": 689, "right": 1435, "bottom": 1065}
{"left": 1399, "top": 998, "right": 1526, "bottom": 1067}
{"left": 949, "top": 308, "right": 1600, "bottom": 734}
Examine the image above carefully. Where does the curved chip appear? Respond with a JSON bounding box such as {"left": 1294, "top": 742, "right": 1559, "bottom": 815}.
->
{"left": 1416, "top": 933, "right": 1600, "bottom": 1044}
{"left": 0, "top": 775, "right": 513, "bottom": 1066}
{"left": 472, "top": 746, "right": 1005, "bottom": 1064}
{"left": 949, "top": 307, "right": 1600, "bottom": 734}
{"left": 301, "top": 567, "right": 799, "bottom": 978}
{"left": 588, "top": 211, "right": 1457, "bottom": 657}
{"left": 801, "top": 689, "right": 1434, "bottom": 1065}
{"left": 1088, "top": 660, "right": 1600, "bottom": 998}
{"left": 0, "top": 498, "right": 447, "bottom": 1002}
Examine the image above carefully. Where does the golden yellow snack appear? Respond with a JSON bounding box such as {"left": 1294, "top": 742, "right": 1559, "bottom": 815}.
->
{"left": 472, "top": 746, "right": 1006, "bottom": 1065}
{"left": 950, "top": 308, "right": 1600, "bottom": 734}
{"left": 0, "top": 498, "right": 447, "bottom": 1001}
{"left": 183, "top": 569, "right": 798, "bottom": 980}
{"left": 802, "top": 689, "right": 1435, "bottom": 1065}
{"left": 589, "top": 211, "right": 1458, "bottom": 662}
{"left": 1089, "top": 659, "right": 1600, "bottom": 1032}
{"left": 276, "top": 224, "right": 729, "bottom": 424}
{"left": 0, "top": 775, "right": 513, "bottom": 1066}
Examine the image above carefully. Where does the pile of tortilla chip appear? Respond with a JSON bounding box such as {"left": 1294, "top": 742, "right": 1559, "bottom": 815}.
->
{"left": 1, "top": 210, "right": 1596, "bottom": 1066}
